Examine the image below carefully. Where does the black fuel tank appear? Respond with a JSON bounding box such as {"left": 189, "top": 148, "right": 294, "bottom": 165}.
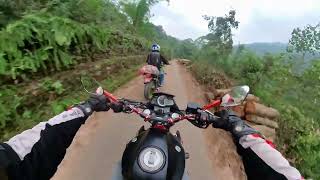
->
{"left": 121, "top": 128, "right": 185, "bottom": 180}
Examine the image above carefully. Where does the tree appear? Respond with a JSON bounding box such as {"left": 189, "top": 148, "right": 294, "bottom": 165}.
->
{"left": 235, "top": 44, "right": 245, "bottom": 56}
{"left": 202, "top": 10, "right": 239, "bottom": 59}
{"left": 120, "top": 0, "right": 168, "bottom": 29}
{"left": 175, "top": 39, "right": 198, "bottom": 59}
{"left": 287, "top": 24, "right": 320, "bottom": 60}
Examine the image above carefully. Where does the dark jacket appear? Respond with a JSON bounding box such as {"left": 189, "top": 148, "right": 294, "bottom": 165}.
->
{"left": 0, "top": 108, "right": 301, "bottom": 180}
{"left": 146, "top": 51, "right": 169, "bottom": 70}
{"left": 0, "top": 107, "right": 87, "bottom": 180}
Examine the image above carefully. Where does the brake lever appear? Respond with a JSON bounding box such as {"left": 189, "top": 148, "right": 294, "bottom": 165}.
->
{"left": 204, "top": 110, "right": 221, "bottom": 124}
{"left": 204, "top": 109, "right": 215, "bottom": 116}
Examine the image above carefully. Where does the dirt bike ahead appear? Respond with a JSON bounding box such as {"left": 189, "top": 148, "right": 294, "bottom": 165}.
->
{"left": 139, "top": 65, "right": 161, "bottom": 100}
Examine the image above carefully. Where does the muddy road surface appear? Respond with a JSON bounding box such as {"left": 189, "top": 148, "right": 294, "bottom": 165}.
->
{"left": 52, "top": 60, "right": 245, "bottom": 180}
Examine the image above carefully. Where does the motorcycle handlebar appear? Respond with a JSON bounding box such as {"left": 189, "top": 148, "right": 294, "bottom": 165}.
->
{"left": 103, "top": 89, "right": 221, "bottom": 126}
{"left": 103, "top": 90, "right": 118, "bottom": 103}
{"left": 118, "top": 102, "right": 219, "bottom": 126}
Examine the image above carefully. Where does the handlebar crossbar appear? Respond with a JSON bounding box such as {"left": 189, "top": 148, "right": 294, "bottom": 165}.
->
{"left": 102, "top": 89, "right": 219, "bottom": 127}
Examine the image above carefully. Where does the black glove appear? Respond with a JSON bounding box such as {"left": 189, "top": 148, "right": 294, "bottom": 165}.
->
{"left": 77, "top": 94, "right": 110, "bottom": 116}
{"left": 191, "top": 110, "right": 211, "bottom": 128}
{"left": 196, "top": 111, "right": 211, "bottom": 122}
{"left": 110, "top": 102, "right": 125, "bottom": 113}
{"left": 213, "top": 110, "right": 259, "bottom": 139}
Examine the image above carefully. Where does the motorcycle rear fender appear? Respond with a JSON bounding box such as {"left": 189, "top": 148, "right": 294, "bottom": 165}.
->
{"left": 143, "top": 73, "right": 157, "bottom": 84}
{"left": 144, "top": 76, "right": 153, "bottom": 83}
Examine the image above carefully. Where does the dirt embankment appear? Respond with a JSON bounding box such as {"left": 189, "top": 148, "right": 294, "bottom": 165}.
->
{"left": 178, "top": 60, "right": 246, "bottom": 179}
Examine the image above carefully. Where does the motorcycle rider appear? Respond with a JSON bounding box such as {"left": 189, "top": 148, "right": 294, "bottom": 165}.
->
{"left": 0, "top": 94, "right": 302, "bottom": 180}
{"left": 146, "top": 44, "right": 169, "bottom": 86}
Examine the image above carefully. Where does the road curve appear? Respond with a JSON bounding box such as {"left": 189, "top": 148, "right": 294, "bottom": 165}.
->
{"left": 52, "top": 60, "right": 244, "bottom": 180}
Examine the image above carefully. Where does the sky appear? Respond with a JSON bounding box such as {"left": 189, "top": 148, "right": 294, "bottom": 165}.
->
{"left": 150, "top": 0, "right": 320, "bottom": 44}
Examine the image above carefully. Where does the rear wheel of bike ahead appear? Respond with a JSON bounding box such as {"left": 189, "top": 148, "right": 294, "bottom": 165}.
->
{"left": 144, "top": 81, "right": 156, "bottom": 100}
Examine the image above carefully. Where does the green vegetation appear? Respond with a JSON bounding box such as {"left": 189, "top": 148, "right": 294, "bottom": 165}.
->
{"left": 119, "top": 0, "right": 169, "bottom": 29}
{"left": 1, "top": 1, "right": 319, "bottom": 178}
{"left": 287, "top": 24, "right": 320, "bottom": 60}
{"left": 0, "top": 55, "right": 145, "bottom": 140}
{"left": 0, "top": 13, "right": 112, "bottom": 81}
{"left": 0, "top": 0, "right": 185, "bottom": 141}
{"left": 202, "top": 10, "right": 239, "bottom": 60}
{"left": 188, "top": 10, "right": 320, "bottom": 179}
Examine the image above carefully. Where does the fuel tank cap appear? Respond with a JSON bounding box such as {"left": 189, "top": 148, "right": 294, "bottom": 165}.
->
{"left": 138, "top": 147, "right": 165, "bottom": 173}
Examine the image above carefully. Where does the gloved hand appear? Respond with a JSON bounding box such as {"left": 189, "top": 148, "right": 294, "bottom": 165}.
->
{"left": 110, "top": 102, "right": 125, "bottom": 113}
{"left": 77, "top": 94, "right": 110, "bottom": 116}
{"left": 195, "top": 110, "right": 211, "bottom": 122}
{"left": 191, "top": 110, "right": 212, "bottom": 128}
{"left": 213, "top": 109, "right": 259, "bottom": 139}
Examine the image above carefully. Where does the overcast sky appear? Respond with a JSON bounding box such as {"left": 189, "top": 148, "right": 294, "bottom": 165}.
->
{"left": 150, "top": 0, "right": 320, "bottom": 44}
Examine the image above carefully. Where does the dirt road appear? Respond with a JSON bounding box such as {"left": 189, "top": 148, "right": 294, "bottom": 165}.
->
{"left": 52, "top": 60, "right": 245, "bottom": 180}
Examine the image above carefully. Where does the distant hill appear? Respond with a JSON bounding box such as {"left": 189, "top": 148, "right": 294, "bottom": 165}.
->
{"left": 236, "top": 42, "right": 287, "bottom": 55}
{"left": 234, "top": 42, "right": 320, "bottom": 61}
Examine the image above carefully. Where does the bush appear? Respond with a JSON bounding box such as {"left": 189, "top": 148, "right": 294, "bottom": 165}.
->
{"left": 278, "top": 105, "right": 320, "bottom": 179}
{"left": 0, "top": 13, "right": 112, "bottom": 80}
{"left": 237, "top": 52, "right": 263, "bottom": 88}
{"left": 190, "top": 61, "right": 232, "bottom": 89}
{"left": 0, "top": 87, "right": 22, "bottom": 134}
{"left": 40, "top": 78, "right": 65, "bottom": 95}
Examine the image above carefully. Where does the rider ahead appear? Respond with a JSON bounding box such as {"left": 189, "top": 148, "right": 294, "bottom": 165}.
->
{"left": 146, "top": 44, "right": 170, "bottom": 86}
{"left": 0, "top": 94, "right": 302, "bottom": 180}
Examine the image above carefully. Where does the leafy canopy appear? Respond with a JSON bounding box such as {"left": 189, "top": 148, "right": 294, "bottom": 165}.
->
{"left": 202, "top": 10, "right": 239, "bottom": 58}
{"left": 120, "top": 0, "right": 169, "bottom": 29}
{"left": 287, "top": 24, "right": 320, "bottom": 60}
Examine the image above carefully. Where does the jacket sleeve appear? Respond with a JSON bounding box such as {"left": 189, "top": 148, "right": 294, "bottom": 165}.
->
{"left": 236, "top": 134, "right": 302, "bottom": 180}
{"left": 146, "top": 54, "right": 150, "bottom": 64}
{"left": 1, "top": 107, "right": 88, "bottom": 180}
{"left": 160, "top": 54, "right": 169, "bottom": 65}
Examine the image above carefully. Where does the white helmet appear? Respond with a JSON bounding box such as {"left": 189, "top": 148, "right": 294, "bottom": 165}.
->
{"left": 151, "top": 44, "right": 160, "bottom": 52}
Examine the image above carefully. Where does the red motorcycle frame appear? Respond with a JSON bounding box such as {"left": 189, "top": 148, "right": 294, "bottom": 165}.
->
{"left": 103, "top": 89, "right": 222, "bottom": 128}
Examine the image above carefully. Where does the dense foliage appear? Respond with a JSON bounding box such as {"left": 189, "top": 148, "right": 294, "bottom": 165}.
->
{"left": 0, "top": 0, "right": 183, "bottom": 140}
{"left": 189, "top": 10, "right": 320, "bottom": 179}
{"left": 0, "top": 13, "right": 111, "bottom": 80}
